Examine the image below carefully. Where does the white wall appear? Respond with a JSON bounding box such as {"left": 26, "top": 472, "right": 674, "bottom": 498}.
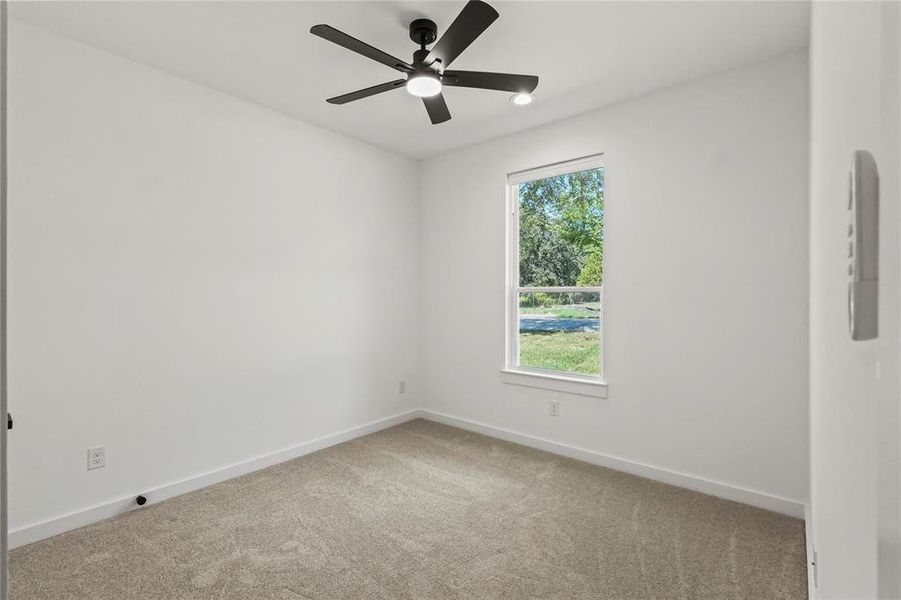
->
{"left": 419, "top": 53, "right": 810, "bottom": 509}
{"left": 809, "top": 2, "right": 901, "bottom": 598}
{"left": 6, "top": 22, "right": 420, "bottom": 535}
{"left": 5, "top": 15, "right": 815, "bottom": 557}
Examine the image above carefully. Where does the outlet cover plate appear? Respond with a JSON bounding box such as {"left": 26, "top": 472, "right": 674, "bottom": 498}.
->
{"left": 87, "top": 446, "right": 106, "bottom": 470}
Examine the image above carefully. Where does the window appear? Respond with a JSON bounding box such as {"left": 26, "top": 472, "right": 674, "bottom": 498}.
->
{"left": 506, "top": 155, "right": 605, "bottom": 386}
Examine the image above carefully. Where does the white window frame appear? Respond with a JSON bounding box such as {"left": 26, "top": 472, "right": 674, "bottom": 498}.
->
{"left": 503, "top": 154, "right": 608, "bottom": 398}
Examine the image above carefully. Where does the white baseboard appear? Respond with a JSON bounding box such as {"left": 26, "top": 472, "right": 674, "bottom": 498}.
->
{"left": 805, "top": 503, "right": 817, "bottom": 599}
{"left": 10, "top": 407, "right": 806, "bottom": 549}
{"left": 9, "top": 409, "right": 421, "bottom": 549}
{"left": 417, "top": 409, "right": 806, "bottom": 519}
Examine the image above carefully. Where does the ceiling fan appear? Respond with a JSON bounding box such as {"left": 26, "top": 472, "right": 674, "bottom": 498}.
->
{"left": 310, "top": 0, "right": 539, "bottom": 125}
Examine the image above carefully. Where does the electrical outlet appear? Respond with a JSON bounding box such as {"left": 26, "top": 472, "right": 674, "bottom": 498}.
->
{"left": 398, "top": 380, "right": 406, "bottom": 394}
{"left": 549, "top": 401, "right": 560, "bottom": 417}
{"left": 87, "top": 446, "right": 106, "bottom": 470}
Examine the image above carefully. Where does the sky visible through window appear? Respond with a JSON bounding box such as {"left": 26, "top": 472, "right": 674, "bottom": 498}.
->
{"left": 517, "top": 167, "right": 604, "bottom": 376}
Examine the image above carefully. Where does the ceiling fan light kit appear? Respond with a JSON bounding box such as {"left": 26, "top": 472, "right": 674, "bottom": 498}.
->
{"left": 310, "top": 0, "right": 539, "bottom": 124}
{"left": 406, "top": 74, "right": 442, "bottom": 97}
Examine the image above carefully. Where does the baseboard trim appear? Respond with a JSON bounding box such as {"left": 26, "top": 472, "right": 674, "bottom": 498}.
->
{"left": 417, "top": 409, "right": 806, "bottom": 519}
{"left": 10, "top": 408, "right": 806, "bottom": 548}
{"left": 805, "top": 503, "right": 817, "bottom": 599}
{"left": 9, "top": 409, "right": 421, "bottom": 549}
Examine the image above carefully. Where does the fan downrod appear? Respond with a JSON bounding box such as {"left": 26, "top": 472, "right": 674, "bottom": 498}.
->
{"left": 409, "top": 19, "right": 437, "bottom": 47}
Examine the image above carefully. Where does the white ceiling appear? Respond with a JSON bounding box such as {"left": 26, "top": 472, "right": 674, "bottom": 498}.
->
{"left": 11, "top": 1, "right": 810, "bottom": 159}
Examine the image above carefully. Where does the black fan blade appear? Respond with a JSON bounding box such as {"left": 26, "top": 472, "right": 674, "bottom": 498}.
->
{"left": 443, "top": 70, "right": 538, "bottom": 93}
{"left": 310, "top": 25, "right": 413, "bottom": 73}
{"left": 327, "top": 80, "right": 406, "bottom": 105}
{"left": 426, "top": 1, "right": 499, "bottom": 69}
{"left": 422, "top": 93, "right": 452, "bottom": 124}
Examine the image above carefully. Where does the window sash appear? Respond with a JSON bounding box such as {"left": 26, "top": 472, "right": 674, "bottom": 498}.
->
{"left": 507, "top": 155, "right": 605, "bottom": 379}
{"left": 516, "top": 286, "right": 602, "bottom": 294}
{"left": 510, "top": 287, "right": 603, "bottom": 375}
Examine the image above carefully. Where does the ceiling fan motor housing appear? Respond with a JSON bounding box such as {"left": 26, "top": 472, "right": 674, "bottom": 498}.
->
{"left": 412, "top": 49, "right": 433, "bottom": 69}
{"left": 409, "top": 19, "right": 438, "bottom": 47}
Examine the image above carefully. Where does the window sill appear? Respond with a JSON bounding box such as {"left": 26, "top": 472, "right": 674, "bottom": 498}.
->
{"left": 500, "top": 369, "right": 608, "bottom": 398}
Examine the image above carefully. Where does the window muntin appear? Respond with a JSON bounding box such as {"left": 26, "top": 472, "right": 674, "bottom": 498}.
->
{"left": 509, "top": 157, "right": 604, "bottom": 379}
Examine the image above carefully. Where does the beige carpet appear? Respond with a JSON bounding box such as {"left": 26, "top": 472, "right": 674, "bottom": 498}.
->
{"left": 10, "top": 419, "right": 808, "bottom": 599}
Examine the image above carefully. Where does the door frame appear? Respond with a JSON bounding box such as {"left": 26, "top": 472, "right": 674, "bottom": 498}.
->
{"left": 1, "top": 0, "right": 9, "bottom": 598}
